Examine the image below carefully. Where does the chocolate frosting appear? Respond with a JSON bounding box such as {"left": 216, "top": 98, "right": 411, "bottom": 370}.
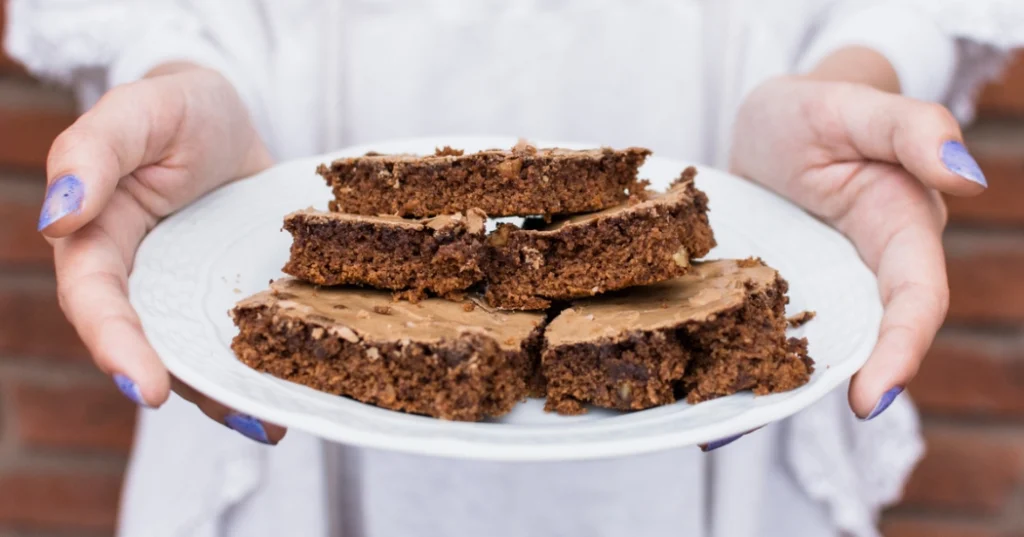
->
{"left": 234, "top": 278, "right": 543, "bottom": 349}
{"left": 328, "top": 143, "right": 649, "bottom": 167}
{"left": 544, "top": 259, "right": 778, "bottom": 347}
{"left": 285, "top": 208, "right": 486, "bottom": 233}
{"left": 540, "top": 170, "right": 697, "bottom": 233}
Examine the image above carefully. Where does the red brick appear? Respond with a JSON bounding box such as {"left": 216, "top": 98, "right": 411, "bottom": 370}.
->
{"left": 945, "top": 154, "right": 1024, "bottom": 227}
{"left": 0, "top": 2, "right": 23, "bottom": 75}
{"left": 882, "top": 518, "right": 1002, "bottom": 537}
{"left": 0, "top": 54, "right": 22, "bottom": 76}
{"left": 13, "top": 381, "right": 136, "bottom": 454}
{"left": 0, "top": 107, "right": 75, "bottom": 171}
{"left": 979, "top": 52, "right": 1024, "bottom": 118}
{"left": 945, "top": 237, "right": 1024, "bottom": 325}
{"left": 0, "top": 197, "right": 52, "bottom": 267}
{"left": 901, "top": 427, "right": 1024, "bottom": 514}
{"left": 913, "top": 334, "right": 1024, "bottom": 418}
{"left": 0, "top": 280, "right": 89, "bottom": 362}
{"left": 0, "top": 471, "right": 122, "bottom": 532}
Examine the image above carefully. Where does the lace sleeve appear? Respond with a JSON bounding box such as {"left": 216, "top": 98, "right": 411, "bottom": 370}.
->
{"left": 797, "top": 3, "right": 957, "bottom": 106}
{"left": 786, "top": 385, "right": 925, "bottom": 537}
{"left": 3, "top": 0, "right": 268, "bottom": 132}
{"left": 797, "top": 0, "right": 1024, "bottom": 122}
{"left": 899, "top": 0, "right": 1024, "bottom": 122}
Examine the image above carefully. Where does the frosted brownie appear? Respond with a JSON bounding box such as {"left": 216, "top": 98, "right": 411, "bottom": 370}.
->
{"left": 230, "top": 278, "right": 546, "bottom": 421}
{"left": 540, "top": 259, "right": 813, "bottom": 415}
{"left": 484, "top": 167, "right": 715, "bottom": 310}
{"left": 282, "top": 208, "right": 487, "bottom": 299}
{"left": 319, "top": 142, "right": 651, "bottom": 218}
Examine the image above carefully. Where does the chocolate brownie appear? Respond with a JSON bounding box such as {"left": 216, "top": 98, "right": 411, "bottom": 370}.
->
{"left": 320, "top": 141, "right": 651, "bottom": 218}
{"left": 231, "top": 278, "right": 546, "bottom": 421}
{"left": 787, "top": 310, "right": 816, "bottom": 328}
{"left": 483, "top": 167, "right": 715, "bottom": 310}
{"left": 540, "top": 259, "right": 813, "bottom": 415}
{"left": 282, "top": 208, "right": 487, "bottom": 299}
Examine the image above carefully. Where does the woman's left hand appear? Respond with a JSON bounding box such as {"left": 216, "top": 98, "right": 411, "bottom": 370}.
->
{"left": 729, "top": 74, "right": 986, "bottom": 421}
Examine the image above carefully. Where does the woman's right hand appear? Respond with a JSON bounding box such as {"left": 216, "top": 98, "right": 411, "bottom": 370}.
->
{"left": 39, "top": 63, "right": 286, "bottom": 444}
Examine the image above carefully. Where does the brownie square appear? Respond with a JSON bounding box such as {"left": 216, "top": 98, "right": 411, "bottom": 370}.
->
{"left": 231, "top": 278, "right": 547, "bottom": 421}
{"left": 319, "top": 142, "right": 651, "bottom": 218}
{"left": 282, "top": 208, "right": 487, "bottom": 299}
{"left": 540, "top": 259, "right": 813, "bottom": 415}
{"left": 483, "top": 167, "right": 715, "bottom": 310}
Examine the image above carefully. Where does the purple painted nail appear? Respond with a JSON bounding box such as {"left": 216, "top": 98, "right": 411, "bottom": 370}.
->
{"left": 113, "top": 373, "right": 150, "bottom": 408}
{"left": 38, "top": 175, "right": 85, "bottom": 231}
{"left": 940, "top": 141, "right": 987, "bottom": 187}
{"left": 225, "top": 412, "right": 272, "bottom": 444}
{"left": 864, "top": 386, "right": 904, "bottom": 421}
{"left": 701, "top": 434, "right": 743, "bottom": 452}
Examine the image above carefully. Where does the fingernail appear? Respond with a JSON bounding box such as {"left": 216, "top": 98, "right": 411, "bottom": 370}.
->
{"left": 113, "top": 373, "right": 151, "bottom": 408}
{"left": 225, "top": 412, "right": 272, "bottom": 444}
{"left": 701, "top": 434, "right": 743, "bottom": 452}
{"left": 863, "top": 386, "right": 904, "bottom": 421}
{"left": 940, "top": 141, "right": 987, "bottom": 187}
{"left": 38, "top": 175, "right": 85, "bottom": 231}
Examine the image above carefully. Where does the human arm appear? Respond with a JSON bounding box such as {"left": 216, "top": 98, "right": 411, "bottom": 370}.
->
{"left": 729, "top": 4, "right": 1024, "bottom": 420}
{"left": 5, "top": 0, "right": 285, "bottom": 443}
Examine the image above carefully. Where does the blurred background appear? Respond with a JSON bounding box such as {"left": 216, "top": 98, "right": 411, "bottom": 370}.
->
{"left": 0, "top": 4, "right": 1023, "bottom": 537}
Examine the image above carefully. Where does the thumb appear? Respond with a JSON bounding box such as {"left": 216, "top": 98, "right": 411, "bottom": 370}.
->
{"left": 829, "top": 84, "right": 988, "bottom": 196}
{"left": 38, "top": 76, "right": 187, "bottom": 236}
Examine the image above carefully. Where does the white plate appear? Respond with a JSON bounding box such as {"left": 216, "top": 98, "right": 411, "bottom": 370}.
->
{"left": 130, "top": 136, "right": 881, "bottom": 461}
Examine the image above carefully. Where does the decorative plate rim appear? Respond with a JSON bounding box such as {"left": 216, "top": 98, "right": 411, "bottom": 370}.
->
{"left": 129, "top": 136, "right": 881, "bottom": 461}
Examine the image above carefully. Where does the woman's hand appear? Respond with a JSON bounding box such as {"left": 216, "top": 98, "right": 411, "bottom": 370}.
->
{"left": 39, "top": 63, "right": 286, "bottom": 444}
{"left": 729, "top": 55, "right": 986, "bottom": 422}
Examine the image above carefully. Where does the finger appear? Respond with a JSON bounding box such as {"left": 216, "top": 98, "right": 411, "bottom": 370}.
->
{"left": 39, "top": 78, "right": 186, "bottom": 236}
{"left": 835, "top": 167, "right": 949, "bottom": 418}
{"left": 55, "top": 221, "right": 171, "bottom": 408}
{"left": 850, "top": 276, "right": 947, "bottom": 419}
{"left": 699, "top": 426, "right": 764, "bottom": 452}
{"left": 827, "top": 84, "right": 987, "bottom": 196}
{"left": 172, "top": 378, "right": 287, "bottom": 445}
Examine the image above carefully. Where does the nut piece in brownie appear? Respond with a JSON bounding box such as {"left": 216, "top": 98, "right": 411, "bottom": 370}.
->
{"left": 319, "top": 141, "right": 651, "bottom": 218}
{"left": 231, "top": 278, "right": 546, "bottom": 421}
{"left": 484, "top": 167, "right": 715, "bottom": 310}
{"left": 540, "top": 259, "right": 813, "bottom": 415}
{"left": 282, "top": 208, "right": 487, "bottom": 299}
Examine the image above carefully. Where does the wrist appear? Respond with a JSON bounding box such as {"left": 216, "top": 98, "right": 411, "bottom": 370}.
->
{"left": 144, "top": 61, "right": 209, "bottom": 79}
{"left": 805, "top": 46, "right": 901, "bottom": 94}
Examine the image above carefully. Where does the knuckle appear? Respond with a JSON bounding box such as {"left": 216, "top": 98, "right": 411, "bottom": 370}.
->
{"left": 922, "top": 102, "right": 958, "bottom": 129}
{"left": 98, "top": 83, "right": 136, "bottom": 106}
{"left": 905, "top": 354, "right": 923, "bottom": 380}
{"left": 928, "top": 190, "right": 950, "bottom": 227}
{"left": 935, "top": 282, "right": 951, "bottom": 318}
{"left": 46, "top": 127, "right": 82, "bottom": 168}
{"left": 937, "top": 201, "right": 949, "bottom": 228}
{"left": 55, "top": 280, "right": 74, "bottom": 317}
{"left": 800, "top": 90, "right": 846, "bottom": 145}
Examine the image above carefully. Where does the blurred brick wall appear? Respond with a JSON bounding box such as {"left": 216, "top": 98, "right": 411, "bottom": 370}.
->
{"left": 0, "top": 5, "right": 135, "bottom": 537}
{"left": 0, "top": 2, "right": 1022, "bottom": 535}
{"left": 881, "top": 55, "right": 1024, "bottom": 537}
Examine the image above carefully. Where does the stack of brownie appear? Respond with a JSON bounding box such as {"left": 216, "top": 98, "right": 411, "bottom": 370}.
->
{"left": 231, "top": 142, "right": 813, "bottom": 421}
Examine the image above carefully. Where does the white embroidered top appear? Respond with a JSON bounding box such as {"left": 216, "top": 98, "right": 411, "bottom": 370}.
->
{"left": 5, "top": 1, "right": 1023, "bottom": 536}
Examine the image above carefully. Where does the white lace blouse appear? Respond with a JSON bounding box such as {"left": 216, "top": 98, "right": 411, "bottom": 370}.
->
{"left": 6, "top": 1, "right": 1023, "bottom": 537}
